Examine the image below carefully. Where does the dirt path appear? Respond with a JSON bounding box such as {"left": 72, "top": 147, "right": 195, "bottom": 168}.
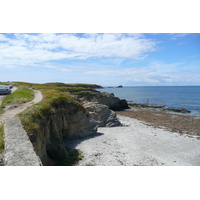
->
{"left": 0, "top": 90, "right": 43, "bottom": 121}
{"left": 0, "top": 89, "right": 43, "bottom": 165}
{"left": 0, "top": 89, "right": 42, "bottom": 165}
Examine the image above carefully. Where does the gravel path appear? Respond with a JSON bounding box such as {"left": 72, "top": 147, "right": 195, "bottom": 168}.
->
{"left": 65, "top": 115, "right": 200, "bottom": 166}
{"left": 0, "top": 89, "right": 43, "bottom": 165}
{"left": 0, "top": 90, "right": 43, "bottom": 120}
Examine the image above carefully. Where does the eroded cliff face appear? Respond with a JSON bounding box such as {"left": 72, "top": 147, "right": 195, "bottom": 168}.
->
{"left": 27, "top": 103, "right": 98, "bottom": 166}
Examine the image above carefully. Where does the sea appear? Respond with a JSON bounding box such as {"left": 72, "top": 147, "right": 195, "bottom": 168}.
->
{"left": 97, "top": 86, "right": 200, "bottom": 116}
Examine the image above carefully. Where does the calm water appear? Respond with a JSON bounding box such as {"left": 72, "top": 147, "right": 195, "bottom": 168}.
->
{"left": 97, "top": 86, "right": 200, "bottom": 116}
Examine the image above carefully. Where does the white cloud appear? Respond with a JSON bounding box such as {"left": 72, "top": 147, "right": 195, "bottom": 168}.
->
{"left": 0, "top": 33, "right": 158, "bottom": 69}
{"left": 169, "top": 33, "right": 190, "bottom": 40}
{"left": 82, "top": 60, "right": 200, "bottom": 85}
{"left": 0, "top": 34, "right": 10, "bottom": 41}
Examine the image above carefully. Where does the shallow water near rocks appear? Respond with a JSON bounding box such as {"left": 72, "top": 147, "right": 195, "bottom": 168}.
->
{"left": 97, "top": 86, "right": 200, "bottom": 116}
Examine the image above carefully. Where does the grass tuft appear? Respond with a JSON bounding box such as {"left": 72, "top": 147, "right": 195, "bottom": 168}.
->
{"left": 0, "top": 123, "right": 4, "bottom": 153}
{"left": 59, "top": 148, "right": 84, "bottom": 166}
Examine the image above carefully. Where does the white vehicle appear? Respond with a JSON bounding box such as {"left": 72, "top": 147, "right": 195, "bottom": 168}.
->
{"left": 0, "top": 85, "right": 11, "bottom": 95}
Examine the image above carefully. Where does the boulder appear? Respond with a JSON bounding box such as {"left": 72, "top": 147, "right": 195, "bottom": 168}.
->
{"left": 83, "top": 102, "right": 122, "bottom": 127}
{"left": 80, "top": 92, "right": 129, "bottom": 110}
{"left": 97, "top": 96, "right": 121, "bottom": 110}
{"left": 120, "top": 99, "right": 129, "bottom": 109}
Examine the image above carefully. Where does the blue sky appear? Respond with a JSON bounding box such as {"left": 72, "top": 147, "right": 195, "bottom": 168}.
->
{"left": 0, "top": 33, "right": 200, "bottom": 86}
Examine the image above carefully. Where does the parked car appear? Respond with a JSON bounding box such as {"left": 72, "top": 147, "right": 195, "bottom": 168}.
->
{"left": 8, "top": 85, "right": 13, "bottom": 89}
{"left": 0, "top": 85, "right": 11, "bottom": 95}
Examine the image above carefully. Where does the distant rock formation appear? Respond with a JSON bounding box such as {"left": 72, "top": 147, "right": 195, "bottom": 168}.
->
{"left": 117, "top": 85, "right": 123, "bottom": 88}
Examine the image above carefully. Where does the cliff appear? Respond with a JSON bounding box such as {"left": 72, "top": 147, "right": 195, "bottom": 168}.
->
{"left": 17, "top": 84, "right": 125, "bottom": 165}
{"left": 19, "top": 92, "right": 98, "bottom": 165}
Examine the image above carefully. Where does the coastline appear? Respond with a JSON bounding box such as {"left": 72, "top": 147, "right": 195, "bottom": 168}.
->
{"left": 97, "top": 86, "right": 200, "bottom": 116}
{"left": 64, "top": 92, "right": 200, "bottom": 166}
{"left": 65, "top": 114, "right": 200, "bottom": 166}
{"left": 116, "top": 106, "right": 200, "bottom": 137}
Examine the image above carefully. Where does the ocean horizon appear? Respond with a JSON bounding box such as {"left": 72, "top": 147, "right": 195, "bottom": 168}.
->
{"left": 97, "top": 86, "right": 200, "bottom": 116}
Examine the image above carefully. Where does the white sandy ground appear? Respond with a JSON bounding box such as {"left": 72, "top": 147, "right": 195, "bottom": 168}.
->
{"left": 65, "top": 115, "right": 200, "bottom": 166}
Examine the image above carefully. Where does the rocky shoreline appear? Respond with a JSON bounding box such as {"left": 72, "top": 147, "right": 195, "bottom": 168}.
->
{"left": 1, "top": 83, "right": 199, "bottom": 166}
{"left": 116, "top": 106, "right": 200, "bottom": 137}
{"left": 65, "top": 115, "right": 200, "bottom": 166}
{"left": 128, "top": 102, "right": 192, "bottom": 114}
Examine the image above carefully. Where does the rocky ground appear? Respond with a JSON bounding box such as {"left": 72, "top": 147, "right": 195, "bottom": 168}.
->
{"left": 115, "top": 107, "right": 200, "bottom": 136}
{"left": 65, "top": 114, "right": 200, "bottom": 166}
{"left": 1, "top": 88, "right": 200, "bottom": 166}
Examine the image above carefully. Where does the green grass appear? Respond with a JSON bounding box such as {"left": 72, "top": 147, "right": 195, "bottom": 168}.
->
{"left": 73, "top": 90, "right": 101, "bottom": 97}
{"left": 17, "top": 82, "right": 102, "bottom": 134}
{"left": 59, "top": 148, "right": 84, "bottom": 166}
{"left": 85, "top": 163, "right": 94, "bottom": 166}
{"left": 0, "top": 123, "right": 4, "bottom": 153}
{"left": 18, "top": 88, "right": 84, "bottom": 133}
{"left": 43, "top": 82, "right": 102, "bottom": 88}
{"left": 2, "top": 85, "right": 34, "bottom": 105}
{"left": 0, "top": 85, "right": 34, "bottom": 114}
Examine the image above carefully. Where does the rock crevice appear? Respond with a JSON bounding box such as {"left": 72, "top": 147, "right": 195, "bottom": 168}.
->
{"left": 27, "top": 104, "right": 98, "bottom": 165}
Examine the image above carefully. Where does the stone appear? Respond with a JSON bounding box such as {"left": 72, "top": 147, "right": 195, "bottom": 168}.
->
{"left": 83, "top": 103, "right": 122, "bottom": 127}
{"left": 119, "top": 99, "right": 129, "bottom": 109}
{"left": 163, "top": 107, "right": 191, "bottom": 113}
{"left": 3, "top": 117, "right": 42, "bottom": 166}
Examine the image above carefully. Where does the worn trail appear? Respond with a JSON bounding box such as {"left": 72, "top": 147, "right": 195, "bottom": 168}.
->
{"left": 0, "top": 89, "right": 43, "bottom": 165}
{"left": 0, "top": 90, "right": 43, "bottom": 121}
